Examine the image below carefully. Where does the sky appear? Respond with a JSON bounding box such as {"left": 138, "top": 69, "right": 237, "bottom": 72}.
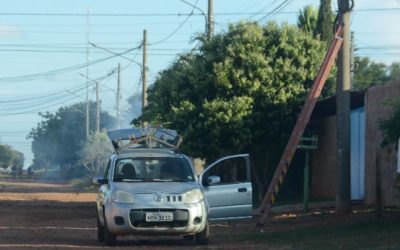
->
{"left": 0, "top": 0, "right": 399, "bottom": 167}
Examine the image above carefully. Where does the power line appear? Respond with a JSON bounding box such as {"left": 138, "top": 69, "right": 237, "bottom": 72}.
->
{"left": 14, "top": 21, "right": 205, "bottom": 27}
{"left": 149, "top": 0, "right": 199, "bottom": 46}
{"left": 247, "top": 0, "right": 280, "bottom": 19}
{"left": 257, "top": 0, "right": 292, "bottom": 22}
{"left": 1, "top": 30, "right": 195, "bottom": 35}
{"left": 356, "top": 39, "right": 400, "bottom": 58}
{"left": 0, "top": 8, "right": 397, "bottom": 17}
{"left": 0, "top": 45, "right": 141, "bottom": 84}
{"left": 0, "top": 70, "right": 118, "bottom": 113}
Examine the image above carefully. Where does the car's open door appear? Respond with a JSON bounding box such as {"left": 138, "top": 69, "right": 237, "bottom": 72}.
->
{"left": 199, "top": 154, "right": 252, "bottom": 221}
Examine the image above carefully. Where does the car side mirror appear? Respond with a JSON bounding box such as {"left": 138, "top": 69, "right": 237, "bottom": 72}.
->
{"left": 206, "top": 175, "right": 220, "bottom": 186}
{"left": 93, "top": 176, "right": 108, "bottom": 185}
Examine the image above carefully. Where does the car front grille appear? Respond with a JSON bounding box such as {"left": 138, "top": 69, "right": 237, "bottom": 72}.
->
{"left": 129, "top": 209, "right": 189, "bottom": 228}
{"left": 166, "top": 195, "right": 182, "bottom": 203}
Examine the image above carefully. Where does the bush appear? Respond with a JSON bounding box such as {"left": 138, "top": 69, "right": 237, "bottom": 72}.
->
{"left": 379, "top": 98, "right": 400, "bottom": 192}
{"left": 380, "top": 98, "right": 400, "bottom": 147}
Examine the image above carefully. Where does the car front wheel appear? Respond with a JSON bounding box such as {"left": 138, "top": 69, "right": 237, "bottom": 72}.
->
{"left": 97, "top": 216, "right": 104, "bottom": 242}
{"left": 195, "top": 221, "right": 209, "bottom": 245}
{"left": 103, "top": 211, "right": 117, "bottom": 246}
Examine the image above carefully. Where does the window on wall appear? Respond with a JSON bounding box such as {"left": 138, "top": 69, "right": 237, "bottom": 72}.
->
{"left": 203, "top": 157, "right": 247, "bottom": 185}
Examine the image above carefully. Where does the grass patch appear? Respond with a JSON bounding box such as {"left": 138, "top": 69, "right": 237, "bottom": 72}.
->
{"left": 221, "top": 216, "right": 400, "bottom": 249}
{"left": 69, "top": 176, "right": 92, "bottom": 188}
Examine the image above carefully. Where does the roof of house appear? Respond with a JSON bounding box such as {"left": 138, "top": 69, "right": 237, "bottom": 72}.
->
{"left": 311, "top": 90, "right": 366, "bottom": 119}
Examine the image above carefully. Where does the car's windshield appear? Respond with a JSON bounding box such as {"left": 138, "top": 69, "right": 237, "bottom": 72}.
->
{"left": 113, "top": 157, "right": 195, "bottom": 182}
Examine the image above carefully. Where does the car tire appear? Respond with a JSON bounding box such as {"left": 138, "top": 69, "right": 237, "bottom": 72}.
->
{"left": 195, "top": 221, "right": 209, "bottom": 245}
{"left": 97, "top": 216, "right": 104, "bottom": 242}
{"left": 103, "top": 211, "right": 117, "bottom": 246}
{"left": 183, "top": 234, "right": 195, "bottom": 241}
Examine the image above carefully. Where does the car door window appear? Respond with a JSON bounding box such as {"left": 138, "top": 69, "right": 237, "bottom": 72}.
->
{"left": 103, "top": 160, "right": 111, "bottom": 179}
{"left": 202, "top": 157, "right": 247, "bottom": 185}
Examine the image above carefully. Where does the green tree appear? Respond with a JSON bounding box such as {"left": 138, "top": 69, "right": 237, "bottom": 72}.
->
{"left": 80, "top": 132, "right": 113, "bottom": 175}
{"left": 317, "top": 0, "right": 334, "bottom": 43}
{"left": 388, "top": 62, "right": 400, "bottom": 81}
{"left": 353, "top": 56, "right": 388, "bottom": 90}
{"left": 137, "top": 22, "right": 326, "bottom": 201}
{"left": 380, "top": 98, "right": 400, "bottom": 147}
{"left": 297, "top": 2, "right": 336, "bottom": 96}
{"left": 12, "top": 151, "right": 24, "bottom": 169}
{"left": 28, "top": 101, "right": 115, "bottom": 174}
{"left": 297, "top": 5, "right": 319, "bottom": 38}
{"left": 0, "top": 144, "right": 16, "bottom": 169}
{"left": 379, "top": 97, "right": 400, "bottom": 190}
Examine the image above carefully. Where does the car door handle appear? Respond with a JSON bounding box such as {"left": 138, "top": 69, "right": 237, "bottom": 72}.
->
{"left": 238, "top": 187, "right": 247, "bottom": 193}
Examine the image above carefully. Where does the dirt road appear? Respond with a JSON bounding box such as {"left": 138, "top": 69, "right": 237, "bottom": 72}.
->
{"left": 1, "top": 177, "right": 399, "bottom": 249}
{"left": 0, "top": 178, "right": 266, "bottom": 249}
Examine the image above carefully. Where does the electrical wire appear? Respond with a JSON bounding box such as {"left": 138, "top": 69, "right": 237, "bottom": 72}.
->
{"left": 0, "top": 8, "right": 397, "bottom": 17}
{"left": 0, "top": 70, "right": 118, "bottom": 113}
{"left": 149, "top": 0, "right": 199, "bottom": 46}
{"left": 247, "top": 0, "right": 280, "bottom": 20}
{"left": 0, "top": 45, "right": 141, "bottom": 84}
{"left": 257, "top": 0, "right": 292, "bottom": 23}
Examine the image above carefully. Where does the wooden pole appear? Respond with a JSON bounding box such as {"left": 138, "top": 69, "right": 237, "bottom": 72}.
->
{"left": 336, "top": 0, "right": 352, "bottom": 215}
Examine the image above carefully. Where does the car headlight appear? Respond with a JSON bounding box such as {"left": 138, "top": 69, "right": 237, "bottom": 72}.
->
{"left": 111, "top": 190, "right": 134, "bottom": 204}
{"left": 183, "top": 189, "right": 204, "bottom": 204}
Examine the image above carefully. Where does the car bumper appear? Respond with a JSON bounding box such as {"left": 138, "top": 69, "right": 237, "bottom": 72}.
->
{"left": 104, "top": 201, "right": 207, "bottom": 236}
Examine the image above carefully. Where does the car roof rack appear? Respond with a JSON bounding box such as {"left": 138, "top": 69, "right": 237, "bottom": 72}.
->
{"left": 107, "top": 127, "right": 182, "bottom": 153}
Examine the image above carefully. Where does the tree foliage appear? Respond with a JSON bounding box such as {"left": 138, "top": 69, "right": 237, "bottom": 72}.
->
{"left": 0, "top": 144, "right": 24, "bottom": 170}
{"left": 137, "top": 22, "right": 327, "bottom": 199}
{"left": 317, "top": 0, "right": 334, "bottom": 43}
{"left": 353, "top": 57, "right": 400, "bottom": 90}
{"left": 380, "top": 98, "right": 400, "bottom": 147}
{"left": 0, "top": 145, "right": 16, "bottom": 168}
{"left": 379, "top": 97, "right": 400, "bottom": 191}
{"left": 388, "top": 62, "right": 400, "bottom": 82}
{"left": 297, "top": 5, "right": 319, "bottom": 38}
{"left": 353, "top": 57, "right": 387, "bottom": 90}
{"left": 80, "top": 132, "right": 113, "bottom": 175}
{"left": 28, "top": 101, "right": 115, "bottom": 172}
{"left": 297, "top": 1, "right": 336, "bottom": 96}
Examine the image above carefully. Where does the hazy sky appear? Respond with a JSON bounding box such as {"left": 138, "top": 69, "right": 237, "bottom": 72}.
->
{"left": 0, "top": 0, "right": 399, "bottom": 167}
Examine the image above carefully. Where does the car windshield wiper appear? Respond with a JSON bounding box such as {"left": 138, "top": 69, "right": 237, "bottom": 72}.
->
{"left": 150, "top": 178, "right": 172, "bottom": 182}
{"left": 170, "top": 179, "right": 191, "bottom": 182}
{"left": 151, "top": 178, "right": 190, "bottom": 182}
{"left": 113, "top": 178, "right": 142, "bottom": 182}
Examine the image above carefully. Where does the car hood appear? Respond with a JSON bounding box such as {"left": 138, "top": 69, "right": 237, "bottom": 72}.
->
{"left": 112, "top": 181, "right": 201, "bottom": 194}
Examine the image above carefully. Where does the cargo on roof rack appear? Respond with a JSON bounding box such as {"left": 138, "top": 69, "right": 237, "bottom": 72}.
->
{"left": 106, "top": 127, "right": 182, "bottom": 152}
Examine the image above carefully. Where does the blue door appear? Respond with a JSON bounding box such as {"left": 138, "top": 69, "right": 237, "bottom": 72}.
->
{"left": 351, "top": 107, "right": 365, "bottom": 200}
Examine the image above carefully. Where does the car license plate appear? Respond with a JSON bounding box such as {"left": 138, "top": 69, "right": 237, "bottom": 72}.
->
{"left": 145, "top": 212, "right": 173, "bottom": 222}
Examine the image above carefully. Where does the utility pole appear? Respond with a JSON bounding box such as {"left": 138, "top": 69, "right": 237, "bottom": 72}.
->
{"left": 95, "top": 80, "right": 100, "bottom": 133}
{"left": 207, "top": 0, "right": 214, "bottom": 39}
{"left": 116, "top": 63, "right": 121, "bottom": 129}
{"left": 85, "top": 9, "right": 90, "bottom": 139}
{"left": 142, "top": 29, "right": 148, "bottom": 113}
{"left": 336, "top": 0, "right": 352, "bottom": 215}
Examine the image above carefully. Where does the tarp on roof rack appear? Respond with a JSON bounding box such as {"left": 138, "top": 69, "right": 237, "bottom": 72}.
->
{"left": 107, "top": 127, "right": 181, "bottom": 152}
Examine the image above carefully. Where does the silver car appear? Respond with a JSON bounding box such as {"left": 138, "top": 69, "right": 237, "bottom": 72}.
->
{"left": 94, "top": 128, "right": 252, "bottom": 246}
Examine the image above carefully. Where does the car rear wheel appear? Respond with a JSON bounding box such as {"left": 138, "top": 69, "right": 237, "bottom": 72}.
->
{"left": 103, "top": 211, "right": 117, "bottom": 246}
{"left": 195, "top": 221, "right": 209, "bottom": 245}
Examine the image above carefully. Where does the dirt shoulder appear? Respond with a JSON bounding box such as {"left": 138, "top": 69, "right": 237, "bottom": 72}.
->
{"left": 0, "top": 177, "right": 399, "bottom": 250}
